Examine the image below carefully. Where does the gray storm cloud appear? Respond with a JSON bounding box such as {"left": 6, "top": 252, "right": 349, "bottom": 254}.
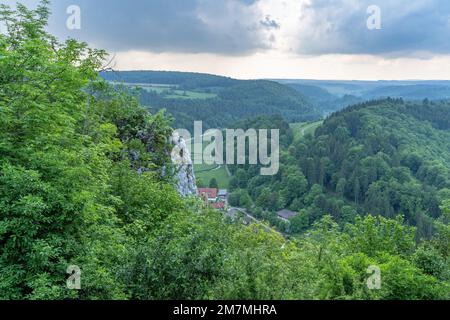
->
{"left": 3, "top": 0, "right": 450, "bottom": 57}
{"left": 295, "top": 0, "right": 450, "bottom": 56}
{"left": 45, "top": 0, "right": 270, "bottom": 55}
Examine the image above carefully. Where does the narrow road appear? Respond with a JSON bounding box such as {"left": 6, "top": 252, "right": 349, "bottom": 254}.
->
{"left": 225, "top": 165, "right": 232, "bottom": 177}
{"left": 230, "top": 207, "right": 286, "bottom": 238}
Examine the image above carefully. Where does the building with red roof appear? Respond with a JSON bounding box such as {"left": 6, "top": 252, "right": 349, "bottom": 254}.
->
{"left": 197, "top": 188, "right": 218, "bottom": 201}
{"left": 197, "top": 188, "right": 227, "bottom": 211}
{"left": 212, "top": 202, "right": 225, "bottom": 210}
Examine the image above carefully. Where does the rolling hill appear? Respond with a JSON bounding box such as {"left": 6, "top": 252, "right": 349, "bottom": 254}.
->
{"left": 101, "top": 71, "right": 320, "bottom": 130}
{"left": 229, "top": 99, "right": 450, "bottom": 241}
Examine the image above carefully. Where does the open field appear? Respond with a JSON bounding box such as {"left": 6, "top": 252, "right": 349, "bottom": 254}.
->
{"left": 194, "top": 164, "right": 230, "bottom": 189}
{"left": 109, "top": 81, "right": 217, "bottom": 100}
{"left": 187, "top": 131, "right": 231, "bottom": 189}
{"left": 165, "top": 90, "right": 217, "bottom": 100}
{"left": 290, "top": 120, "right": 323, "bottom": 141}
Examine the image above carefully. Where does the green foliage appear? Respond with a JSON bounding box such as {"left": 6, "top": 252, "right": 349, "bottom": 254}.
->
{"left": 194, "top": 164, "right": 230, "bottom": 189}
{"left": 344, "top": 215, "right": 416, "bottom": 258}
{"left": 233, "top": 100, "right": 450, "bottom": 242}
{"left": 101, "top": 70, "right": 239, "bottom": 90}
{"left": 135, "top": 78, "right": 320, "bottom": 130}
{"left": 1, "top": 2, "right": 448, "bottom": 301}
{"left": 0, "top": 1, "right": 175, "bottom": 300}
{"left": 229, "top": 189, "right": 252, "bottom": 210}
{"left": 218, "top": 104, "right": 450, "bottom": 300}
{"left": 209, "top": 178, "right": 219, "bottom": 189}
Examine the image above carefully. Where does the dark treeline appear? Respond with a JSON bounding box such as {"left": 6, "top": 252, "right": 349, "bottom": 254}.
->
{"left": 100, "top": 70, "right": 240, "bottom": 90}
{"left": 228, "top": 99, "right": 450, "bottom": 242}
{"left": 138, "top": 80, "right": 320, "bottom": 130}
{"left": 119, "top": 77, "right": 321, "bottom": 129}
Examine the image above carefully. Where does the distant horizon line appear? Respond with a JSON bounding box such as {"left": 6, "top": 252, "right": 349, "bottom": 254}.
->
{"left": 104, "top": 69, "right": 450, "bottom": 82}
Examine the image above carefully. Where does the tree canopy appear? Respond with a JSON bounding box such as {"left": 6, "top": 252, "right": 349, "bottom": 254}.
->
{"left": 0, "top": 2, "right": 448, "bottom": 301}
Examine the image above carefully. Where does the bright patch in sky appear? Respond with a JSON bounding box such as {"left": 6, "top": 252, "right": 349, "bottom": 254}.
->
{"left": 4, "top": 0, "right": 450, "bottom": 79}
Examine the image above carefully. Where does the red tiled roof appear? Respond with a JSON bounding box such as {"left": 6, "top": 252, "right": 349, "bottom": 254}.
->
{"left": 212, "top": 202, "right": 225, "bottom": 209}
{"left": 198, "top": 188, "right": 218, "bottom": 199}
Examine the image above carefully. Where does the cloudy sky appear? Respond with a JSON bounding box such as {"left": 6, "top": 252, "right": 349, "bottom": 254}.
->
{"left": 4, "top": 0, "right": 450, "bottom": 80}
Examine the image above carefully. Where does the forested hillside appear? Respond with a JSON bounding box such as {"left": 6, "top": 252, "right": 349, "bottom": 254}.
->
{"left": 229, "top": 99, "right": 450, "bottom": 240}
{"left": 364, "top": 85, "right": 450, "bottom": 100}
{"left": 0, "top": 2, "right": 449, "bottom": 301}
{"left": 102, "top": 71, "right": 320, "bottom": 130}
{"left": 285, "top": 83, "right": 363, "bottom": 116}
{"left": 280, "top": 80, "right": 450, "bottom": 116}
{"left": 226, "top": 104, "right": 450, "bottom": 298}
{"left": 101, "top": 70, "right": 240, "bottom": 90}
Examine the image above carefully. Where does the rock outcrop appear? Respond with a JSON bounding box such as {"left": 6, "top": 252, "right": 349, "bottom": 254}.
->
{"left": 171, "top": 132, "right": 197, "bottom": 196}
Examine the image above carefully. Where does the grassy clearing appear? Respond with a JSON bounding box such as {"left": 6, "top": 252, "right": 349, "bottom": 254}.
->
{"left": 136, "top": 85, "right": 216, "bottom": 99}
{"left": 290, "top": 120, "right": 323, "bottom": 141}
{"left": 166, "top": 90, "right": 217, "bottom": 100}
{"left": 188, "top": 131, "right": 230, "bottom": 189}
{"left": 194, "top": 164, "right": 230, "bottom": 189}
{"left": 144, "top": 87, "right": 216, "bottom": 99}
{"left": 109, "top": 81, "right": 217, "bottom": 100}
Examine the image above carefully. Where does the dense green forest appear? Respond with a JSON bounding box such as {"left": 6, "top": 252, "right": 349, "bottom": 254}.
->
{"left": 100, "top": 70, "right": 240, "bottom": 90}
{"left": 228, "top": 99, "right": 450, "bottom": 239}
{"left": 104, "top": 72, "right": 450, "bottom": 128}
{"left": 0, "top": 2, "right": 449, "bottom": 300}
{"left": 285, "top": 83, "right": 363, "bottom": 116}
{"left": 137, "top": 79, "right": 319, "bottom": 130}
{"left": 102, "top": 71, "right": 321, "bottom": 130}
